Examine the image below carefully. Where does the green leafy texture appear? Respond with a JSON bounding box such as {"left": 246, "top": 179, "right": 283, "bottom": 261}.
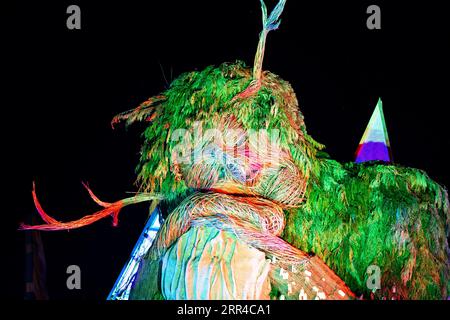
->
{"left": 119, "top": 61, "right": 322, "bottom": 201}
{"left": 283, "top": 160, "right": 450, "bottom": 299}
{"left": 117, "top": 62, "right": 449, "bottom": 299}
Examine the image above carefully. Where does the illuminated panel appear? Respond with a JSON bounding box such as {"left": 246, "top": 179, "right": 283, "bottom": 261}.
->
{"left": 107, "top": 208, "right": 162, "bottom": 300}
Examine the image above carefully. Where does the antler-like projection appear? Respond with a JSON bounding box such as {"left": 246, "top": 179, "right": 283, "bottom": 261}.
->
{"left": 234, "top": 0, "right": 287, "bottom": 100}
{"left": 19, "top": 182, "right": 163, "bottom": 231}
{"left": 253, "top": 0, "right": 287, "bottom": 81}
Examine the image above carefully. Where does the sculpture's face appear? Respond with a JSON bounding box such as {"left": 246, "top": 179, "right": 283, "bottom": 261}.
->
{"left": 162, "top": 65, "right": 315, "bottom": 208}
{"left": 174, "top": 112, "right": 308, "bottom": 208}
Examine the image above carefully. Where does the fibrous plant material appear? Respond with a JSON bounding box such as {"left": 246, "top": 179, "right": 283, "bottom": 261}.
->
{"left": 20, "top": 182, "right": 163, "bottom": 231}
{"left": 284, "top": 160, "right": 450, "bottom": 299}
{"left": 20, "top": 0, "right": 449, "bottom": 300}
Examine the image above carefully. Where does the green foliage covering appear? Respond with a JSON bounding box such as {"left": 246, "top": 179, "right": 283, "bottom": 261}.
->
{"left": 124, "top": 61, "right": 322, "bottom": 200}
{"left": 118, "top": 62, "right": 449, "bottom": 299}
{"left": 283, "top": 159, "right": 450, "bottom": 299}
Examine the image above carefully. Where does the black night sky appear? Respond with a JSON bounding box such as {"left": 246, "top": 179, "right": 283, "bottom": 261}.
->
{"left": 3, "top": 0, "right": 449, "bottom": 300}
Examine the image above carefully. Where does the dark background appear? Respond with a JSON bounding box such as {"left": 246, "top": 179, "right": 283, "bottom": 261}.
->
{"left": 2, "top": 0, "right": 449, "bottom": 299}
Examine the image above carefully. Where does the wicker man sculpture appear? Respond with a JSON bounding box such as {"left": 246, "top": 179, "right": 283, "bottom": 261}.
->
{"left": 22, "top": 0, "right": 449, "bottom": 300}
